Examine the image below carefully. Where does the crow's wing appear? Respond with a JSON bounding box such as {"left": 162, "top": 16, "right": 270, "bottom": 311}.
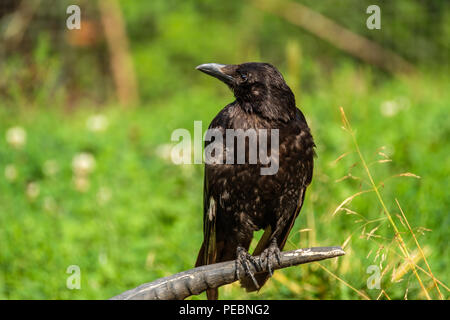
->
{"left": 195, "top": 138, "right": 221, "bottom": 299}
{"left": 195, "top": 172, "right": 217, "bottom": 267}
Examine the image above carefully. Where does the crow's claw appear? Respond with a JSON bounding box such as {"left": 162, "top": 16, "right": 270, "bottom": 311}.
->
{"left": 235, "top": 246, "right": 260, "bottom": 289}
{"left": 258, "top": 238, "right": 282, "bottom": 276}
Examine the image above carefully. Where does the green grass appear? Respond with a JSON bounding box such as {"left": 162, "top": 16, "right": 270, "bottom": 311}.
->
{"left": 0, "top": 67, "right": 448, "bottom": 299}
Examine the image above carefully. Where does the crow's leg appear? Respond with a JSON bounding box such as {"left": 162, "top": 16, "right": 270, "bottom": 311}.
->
{"left": 258, "top": 238, "right": 282, "bottom": 276}
{"left": 235, "top": 246, "right": 261, "bottom": 289}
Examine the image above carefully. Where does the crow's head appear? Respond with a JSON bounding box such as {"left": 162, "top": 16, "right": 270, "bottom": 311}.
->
{"left": 196, "top": 62, "right": 296, "bottom": 121}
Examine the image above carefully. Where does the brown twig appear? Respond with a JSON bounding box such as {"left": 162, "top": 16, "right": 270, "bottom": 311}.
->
{"left": 98, "top": 0, "right": 139, "bottom": 107}
{"left": 252, "top": 0, "right": 416, "bottom": 75}
{"left": 2, "top": 0, "right": 41, "bottom": 48}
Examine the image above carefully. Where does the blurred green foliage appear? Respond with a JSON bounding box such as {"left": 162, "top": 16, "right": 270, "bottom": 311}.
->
{"left": 0, "top": 0, "right": 448, "bottom": 299}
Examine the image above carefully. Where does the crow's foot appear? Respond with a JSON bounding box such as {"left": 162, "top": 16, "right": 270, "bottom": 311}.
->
{"left": 258, "top": 238, "right": 282, "bottom": 276}
{"left": 235, "top": 246, "right": 260, "bottom": 289}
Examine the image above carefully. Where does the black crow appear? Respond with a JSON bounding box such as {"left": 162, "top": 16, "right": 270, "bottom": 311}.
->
{"left": 195, "top": 62, "right": 315, "bottom": 300}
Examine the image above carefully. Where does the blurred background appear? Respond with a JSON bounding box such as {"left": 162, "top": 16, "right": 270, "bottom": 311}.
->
{"left": 0, "top": 0, "right": 448, "bottom": 299}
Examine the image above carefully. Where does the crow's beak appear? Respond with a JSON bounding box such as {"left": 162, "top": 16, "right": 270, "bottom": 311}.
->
{"left": 196, "top": 63, "right": 234, "bottom": 85}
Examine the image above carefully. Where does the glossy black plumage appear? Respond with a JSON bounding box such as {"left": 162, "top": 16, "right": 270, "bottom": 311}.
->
{"left": 195, "top": 62, "right": 315, "bottom": 300}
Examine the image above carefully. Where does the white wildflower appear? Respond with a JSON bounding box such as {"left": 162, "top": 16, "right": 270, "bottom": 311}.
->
{"left": 155, "top": 144, "right": 173, "bottom": 162}
{"left": 5, "top": 164, "right": 18, "bottom": 182}
{"left": 86, "top": 114, "right": 109, "bottom": 132}
{"left": 380, "top": 100, "right": 400, "bottom": 117}
{"left": 6, "top": 126, "right": 27, "bottom": 149}
{"left": 72, "top": 152, "right": 96, "bottom": 176}
{"left": 156, "top": 142, "right": 194, "bottom": 164}
{"left": 380, "top": 97, "right": 410, "bottom": 117}
{"left": 26, "top": 182, "right": 40, "bottom": 200}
